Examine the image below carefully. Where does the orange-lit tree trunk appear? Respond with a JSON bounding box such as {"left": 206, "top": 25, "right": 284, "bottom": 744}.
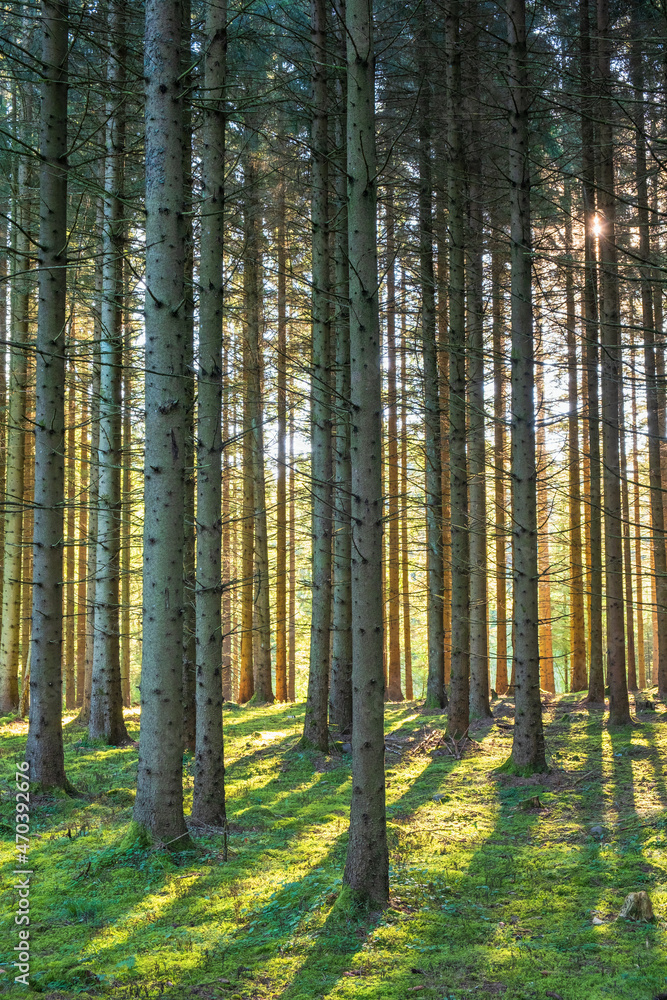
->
{"left": 535, "top": 323, "right": 554, "bottom": 693}
{"left": 400, "top": 270, "right": 413, "bottom": 699}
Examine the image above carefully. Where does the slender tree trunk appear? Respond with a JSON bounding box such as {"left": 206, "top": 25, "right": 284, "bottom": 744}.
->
{"left": 304, "top": 0, "right": 332, "bottom": 748}
{"left": 420, "top": 37, "right": 446, "bottom": 712}
{"left": 120, "top": 264, "right": 132, "bottom": 707}
{"left": 596, "top": 0, "right": 630, "bottom": 725}
{"left": 535, "top": 327, "right": 554, "bottom": 694}
{"left": 492, "top": 248, "right": 508, "bottom": 695}
{"left": 631, "top": 342, "right": 646, "bottom": 689}
{"left": 81, "top": 266, "right": 101, "bottom": 726}
{"left": 566, "top": 211, "right": 587, "bottom": 691}
{"left": 133, "top": 0, "right": 190, "bottom": 842}
{"left": 400, "top": 270, "right": 413, "bottom": 699}
{"left": 0, "top": 146, "right": 31, "bottom": 713}
{"left": 64, "top": 368, "right": 76, "bottom": 709}
{"left": 342, "top": 0, "right": 388, "bottom": 907}
{"left": 192, "top": 0, "right": 227, "bottom": 826}
{"left": 446, "top": 0, "right": 468, "bottom": 735}
{"left": 181, "top": 0, "right": 197, "bottom": 753}
{"left": 288, "top": 411, "right": 297, "bottom": 701}
{"left": 631, "top": 12, "right": 667, "bottom": 698}
{"left": 506, "top": 0, "right": 546, "bottom": 771}
{"left": 385, "top": 189, "right": 402, "bottom": 701}
{"left": 580, "top": 0, "right": 605, "bottom": 703}
{"left": 467, "top": 140, "right": 490, "bottom": 718}
{"left": 89, "top": 1, "right": 129, "bottom": 744}
{"left": 76, "top": 393, "right": 89, "bottom": 706}
{"left": 619, "top": 386, "right": 637, "bottom": 691}
{"left": 25, "top": 0, "right": 70, "bottom": 789}
{"left": 275, "top": 176, "right": 288, "bottom": 703}
{"left": 221, "top": 344, "right": 232, "bottom": 703}
{"left": 330, "top": 9, "right": 353, "bottom": 728}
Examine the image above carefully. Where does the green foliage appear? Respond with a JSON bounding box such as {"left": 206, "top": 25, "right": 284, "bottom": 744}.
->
{"left": 1, "top": 698, "right": 667, "bottom": 999}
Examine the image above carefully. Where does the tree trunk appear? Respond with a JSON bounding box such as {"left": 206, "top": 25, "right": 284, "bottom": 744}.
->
{"left": 630, "top": 341, "right": 646, "bottom": 689}
{"left": 342, "top": 0, "right": 388, "bottom": 908}
{"left": 275, "top": 175, "right": 288, "bottom": 704}
{"left": 467, "top": 134, "right": 490, "bottom": 719}
{"left": 25, "top": 0, "right": 69, "bottom": 789}
{"left": 181, "top": 0, "right": 197, "bottom": 753}
{"left": 506, "top": 0, "right": 546, "bottom": 771}
{"left": 64, "top": 366, "right": 76, "bottom": 709}
{"left": 303, "top": 0, "right": 332, "bottom": 748}
{"left": 492, "top": 248, "right": 508, "bottom": 695}
{"left": 566, "top": 211, "right": 587, "bottom": 691}
{"left": 446, "top": 0, "right": 468, "bottom": 736}
{"left": 0, "top": 141, "right": 31, "bottom": 714}
{"left": 535, "top": 319, "right": 554, "bottom": 694}
{"left": 89, "top": 0, "right": 129, "bottom": 744}
{"left": 133, "top": 0, "right": 190, "bottom": 843}
{"left": 420, "top": 38, "right": 446, "bottom": 712}
{"left": 288, "top": 411, "right": 297, "bottom": 701}
{"left": 580, "top": 0, "right": 605, "bottom": 703}
{"left": 330, "top": 7, "right": 353, "bottom": 728}
{"left": 596, "top": 0, "right": 630, "bottom": 725}
{"left": 76, "top": 392, "right": 89, "bottom": 707}
{"left": 630, "top": 9, "right": 667, "bottom": 698}
{"left": 192, "top": 0, "right": 227, "bottom": 826}
{"left": 120, "top": 263, "right": 132, "bottom": 707}
{"left": 385, "top": 189, "right": 402, "bottom": 702}
{"left": 400, "top": 270, "right": 413, "bottom": 700}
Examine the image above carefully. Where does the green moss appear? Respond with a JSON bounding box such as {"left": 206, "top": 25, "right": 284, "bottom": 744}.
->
{"left": 1, "top": 697, "right": 666, "bottom": 999}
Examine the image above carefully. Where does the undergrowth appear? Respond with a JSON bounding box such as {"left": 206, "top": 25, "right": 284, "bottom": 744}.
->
{"left": 1, "top": 694, "right": 666, "bottom": 999}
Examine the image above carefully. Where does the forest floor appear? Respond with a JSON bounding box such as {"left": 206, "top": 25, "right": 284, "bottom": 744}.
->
{"left": 1, "top": 694, "right": 667, "bottom": 1000}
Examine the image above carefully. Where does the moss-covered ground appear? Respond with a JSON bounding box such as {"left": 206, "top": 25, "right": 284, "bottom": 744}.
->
{"left": 1, "top": 694, "right": 667, "bottom": 999}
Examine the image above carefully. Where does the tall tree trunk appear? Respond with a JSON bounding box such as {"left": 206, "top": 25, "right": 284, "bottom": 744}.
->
{"left": 631, "top": 340, "right": 646, "bottom": 689}
{"left": 566, "top": 212, "right": 587, "bottom": 691}
{"left": 221, "top": 344, "right": 232, "bottom": 703}
{"left": 120, "top": 264, "right": 132, "bottom": 707}
{"left": 90, "top": 0, "right": 129, "bottom": 744}
{"left": 580, "top": 0, "right": 605, "bottom": 703}
{"left": 630, "top": 9, "right": 667, "bottom": 698}
{"left": 64, "top": 367, "right": 76, "bottom": 709}
{"left": 467, "top": 131, "right": 490, "bottom": 719}
{"left": 619, "top": 385, "right": 637, "bottom": 691}
{"left": 288, "top": 410, "right": 297, "bottom": 701}
{"left": 25, "top": 0, "right": 70, "bottom": 789}
{"left": 330, "top": 7, "right": 353, "bottom": 728}
{"left": 506, "top": 0, "right": 546, "bottom": 771}
{"left": 385, "top": 189, "right": 402, "bottom": 701}
{"left": 342, "top": 0, "right": 388, "bottom": 907}
{"left": 420, "top": 37, "right": 446, "bottom": 712}
{"left": 434, "top": 180, "right": 452, "bottom": 689}
{"left": 400, "top": 270, "right": 413, "bottom": 699}
{"left": 304, "top": 0, "right": 332, "bottom": 748}
{"left": 446, "top": 0, "right": 468, "bottom": 736}
{"left": 192, "top": 0, "right": 227, "bottom": 826}
{"left": 76, "top": 392, "right": 89, "bottom": 707}
{"left": 492, "top": 248, "right": 508, "bottom": 695}
{"left": 596, "top": 0, "right": 630, "bottom": 725}
{"left": 181, "top": 0, "right": 197, "bottom": 753}
{"left": 535, "top": 325, "right": 554, "bottom": 694}
{"left": 133, "top": 0, "right": 190, "bottom": 843}
{"left": 0, "top": 141, "right": 31, "bottom": 714}
{"left": 275, "top": 175, "right": 288, "bottom": 703}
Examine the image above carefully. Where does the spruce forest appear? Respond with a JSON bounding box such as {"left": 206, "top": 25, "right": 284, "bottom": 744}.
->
{"left": 2, "top": 0, "right": 667, "bottom": 997}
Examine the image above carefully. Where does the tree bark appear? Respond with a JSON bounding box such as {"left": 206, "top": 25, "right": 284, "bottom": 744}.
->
{"left": 89, "top": 0, "right": 129, "bottom": 744}
{"left": 385, "top": 188, "right": 402, "bottom": 702}
{"left": 492, "top": 248, "right": 508, "bottom": 696}
{"left": 506, "top": 0, "right": 546, "bottom": 771}
{"left": 133, "top": 0, "right": 190, "bottom": 842}
{"left": 25, "top": 0, "right": 70, "bottom": 789}
{"left": 192, "top": 0, "right": 227, "bottom": 826}
{"left": 303, "top": 0, "right": 332, "bottom": 749}
{"left": 342, "top": 0, "right": 388, "bottom": 907}
{"left": 446, "top": 0, "right": 468, "bottom": 736}
{"left": 275, "top": 174, "right": 288, "bottom": 704}
{"left": 420, "top": 36, "right": 446, "bottom": 712}
{"left": 596, "top": 0, "right": 630, "bottom": 725}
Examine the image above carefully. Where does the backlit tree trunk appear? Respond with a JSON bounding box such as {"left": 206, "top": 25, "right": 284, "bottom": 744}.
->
{"left": 342, "top": 0, "right": 388, "bottom": 907}
{"left": 304, "top": 0, "right": 332, "bottom": 748}
{"left": 506, "top": 0, "right": 546, "bottom": 771}
{"left": 385, "top": 189, "right": 402, "bottom": 702}
{"left": 192, "top": 0, "right": 227, "bottom": 825}
{"left": 25, "top": 0, "right": 70, "bottom": 789}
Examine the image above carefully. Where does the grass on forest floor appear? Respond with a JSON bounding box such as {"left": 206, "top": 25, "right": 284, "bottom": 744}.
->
{"left": 2, "top": 693, "right": 667, "bottom": 1000}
